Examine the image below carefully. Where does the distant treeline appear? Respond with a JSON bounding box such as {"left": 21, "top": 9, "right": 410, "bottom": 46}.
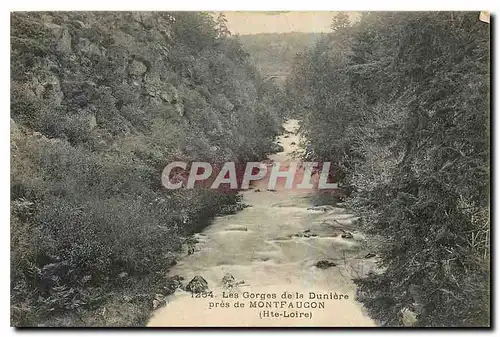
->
{"left": 11, "top": 12, "right": 283, "bottom": 326}
{"left": 286, "top": 12, "right": 490, "bottom": 327}
{"left": 239, "top": 32, "right": 323, "bottom": 77}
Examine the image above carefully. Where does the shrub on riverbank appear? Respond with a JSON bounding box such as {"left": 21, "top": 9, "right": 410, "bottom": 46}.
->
{"left": 287, "top": 12, "right": 490, "bottom": 326}
{"left": 11, "top": 12, "right": 282, "bottom": 326}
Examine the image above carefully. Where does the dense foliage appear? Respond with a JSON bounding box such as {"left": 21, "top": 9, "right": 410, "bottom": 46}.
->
{"left": 287, "top": 12, "right": 490, "bottom": 326}
{"left": 11, "top": 11, "right": 282, "bottom": 326}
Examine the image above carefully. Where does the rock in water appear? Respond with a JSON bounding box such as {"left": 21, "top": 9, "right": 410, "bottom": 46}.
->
{"left": 186, "top": 276, "right": 208, "bottom": 293}
{"left": 307, "top": 206, "right": 328, "bottom": 212}
{"left": 153, "top": 293, "right": 167, "bottom": 309}
{"left": 341, "top": 232, "right": 354, "bottom": 239}
{"left": 221, "top": 273, "right": 245, "bottom": 290}
{"left": 164, "top": 275, "right": 184, "bottom": 293}
{"left": 315, "top": 260, "right": 337, "bottom": 269}
{"left": 221, "top": 273, "right": 236, "bottom": 289}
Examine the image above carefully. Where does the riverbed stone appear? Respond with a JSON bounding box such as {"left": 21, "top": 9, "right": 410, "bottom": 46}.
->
{"left": 315, "top": 260, "right": 337, "bottom": 269}
{"left": 221, "top": 273, "right": 245, "bottom": 290}
{"left": 228, "top": 226, "right": 248, "bottom": 231}
{"left": 307, "top": 206, "right": 328, "bottom": 212}
{"left": 164, "top": 275, "right": 184, "bottom": 293}
{"left": 221, "top": 273, "right": 236, "bottom": 289}
{"left": 153, "top": 293, "right": 167, "bottom": 309}
{"left": 341, "top": 232, "right": 354, "bottom": 239}
{"left": 185, "top": 275, "right": 208, "bottom": 293}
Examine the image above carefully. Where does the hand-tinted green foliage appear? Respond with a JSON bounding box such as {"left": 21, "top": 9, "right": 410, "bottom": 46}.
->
{"left": 11, "top": 11, "right": 282, "bottom": 326}
{"left": 286, "top": 12, "right": 490, "bottom": 326}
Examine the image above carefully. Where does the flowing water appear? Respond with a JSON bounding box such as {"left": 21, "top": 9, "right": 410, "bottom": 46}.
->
{"left": 148, "top": 120, "right": 377, "bottom": 327}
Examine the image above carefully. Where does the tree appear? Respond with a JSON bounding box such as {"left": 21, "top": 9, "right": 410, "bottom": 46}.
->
{"left": 215, "top": 12, "right": 231, "bottom": 38}
{"left": 330, "top": 12, "right": 351, "bottom": 31}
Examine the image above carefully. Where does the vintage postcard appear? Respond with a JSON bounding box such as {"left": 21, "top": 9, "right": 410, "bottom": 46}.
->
{"left": 10, "top": 11, "right": 490, "bottom": 328}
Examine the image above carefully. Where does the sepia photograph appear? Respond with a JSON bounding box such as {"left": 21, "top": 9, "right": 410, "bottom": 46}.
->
{"left": 9, "top": 9, "right": 491, "bottom": 328}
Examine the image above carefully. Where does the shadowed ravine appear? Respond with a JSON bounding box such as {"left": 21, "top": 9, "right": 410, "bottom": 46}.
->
{"left": 148, "top": 120, "right": 377, "bottom": 327}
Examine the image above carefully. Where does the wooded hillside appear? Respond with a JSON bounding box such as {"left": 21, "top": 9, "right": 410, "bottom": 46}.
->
{"left": 286, "top": 12, "right": 490, "bottom": 327}
{"left": 11, "top": 11, "right": 283, "bottom": 326}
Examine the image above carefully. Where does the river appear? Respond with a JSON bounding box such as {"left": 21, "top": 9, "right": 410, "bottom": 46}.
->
{"left": 147, "top": 119, "right": 377, "bottom": 327}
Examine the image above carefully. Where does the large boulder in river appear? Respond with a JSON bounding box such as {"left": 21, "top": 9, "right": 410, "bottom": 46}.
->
{"left": 186, "top": 276, "right": 208, "bottom": 293}
{"left": 315, "top": 260, "right": 337, "bottom": 269}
